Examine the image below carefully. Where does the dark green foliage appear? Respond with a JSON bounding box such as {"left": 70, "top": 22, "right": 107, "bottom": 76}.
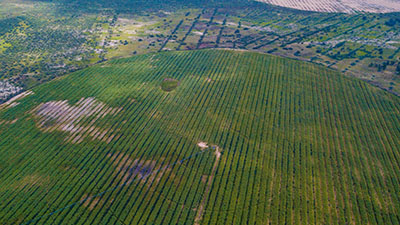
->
{"left": 0, "top": 16, "right": 25, "bottom": 36}
{"left": 385, "top": 18, "right": 398, "bottom": 27}
{"left": 161, "top": 78, "right": 179, "bottom": 92}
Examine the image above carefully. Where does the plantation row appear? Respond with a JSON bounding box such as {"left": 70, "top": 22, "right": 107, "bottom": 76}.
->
{"left": 0, "top": 50, "right": 399, "bottom": 224}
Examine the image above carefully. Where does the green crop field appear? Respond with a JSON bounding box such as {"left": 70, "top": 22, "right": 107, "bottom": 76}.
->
{"left": 0, "top": 49, "right": 399, "bottom": 224}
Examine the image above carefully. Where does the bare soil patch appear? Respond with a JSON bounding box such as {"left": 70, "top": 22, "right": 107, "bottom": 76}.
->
{"left": 32, "top": 97, "right": 122, "bottom": 144}
{"left": 0, "top": 91, "right": 33, "bottom": 109}
{"left": 197, "top": 142, "right": 209, "bottom": 149}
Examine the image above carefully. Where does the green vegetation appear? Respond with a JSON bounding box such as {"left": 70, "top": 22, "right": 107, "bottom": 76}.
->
{"left": 0, "top": 50, "right": 399, "bottom": 224}
{"left": 161, "top": 78, "right": 180, "bottom": 92}
{"left": 0, "top": 0, "right": 399, "bottom": 102}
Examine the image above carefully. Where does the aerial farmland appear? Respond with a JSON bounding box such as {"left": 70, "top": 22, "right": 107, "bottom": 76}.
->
{"left": 0, "top": 0, "right": 400, "bottom": 224}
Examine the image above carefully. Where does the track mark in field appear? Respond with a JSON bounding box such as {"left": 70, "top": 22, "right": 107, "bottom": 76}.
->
{"left": 159, "top": 19, "right": 184, "bottom": 52}
{"left": 32, "top": 97, "right": 122, "bottom": 144}
{"left": 177, "top": 13, "right": 202, "bottom": 50}
{"left": 196, "top": 8, "right": 218, "bottom": 49}
{"left": 194, "top": 145, "right": 221, "bottom": 225}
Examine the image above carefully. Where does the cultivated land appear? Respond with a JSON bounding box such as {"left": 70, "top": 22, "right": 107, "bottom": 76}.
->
{"left": 1, "top": 0, "right": 400, "bottom": 101}
{"left": 257, "top": 0, "right": 400, "bottom": 13}
{"left": 0, "top": 50, "right": 400, "bottom": 224}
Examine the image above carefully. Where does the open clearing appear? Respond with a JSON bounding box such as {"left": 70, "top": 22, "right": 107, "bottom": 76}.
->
{"left": 258, "top": 0, "right": 400, "bottom": 13}
{"left": 160, "top": 78, "right": 180, "bottom": 92}
{"left": 0, "top": 50, "right": 400, "bottom": 224}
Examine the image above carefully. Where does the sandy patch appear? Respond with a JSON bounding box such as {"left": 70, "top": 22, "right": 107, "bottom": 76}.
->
{"left": 0, "top": 91, "right": 33, "bottom": 109}
{"left": 197, "top": 142, "right": 209, "bottom": 149}
{"left": 215, "top": 147, "right": 221, "bottom": 159}
{"left": 32, "top": 97, "right": 122, "bottom": 144}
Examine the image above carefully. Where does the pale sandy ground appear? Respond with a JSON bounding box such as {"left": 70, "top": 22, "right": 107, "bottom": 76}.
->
{"left": 0, "top": 91, "right": 33, "bottom": 109}
{"left": 257, "top": 0, "right": 400, "bottom": 13}
{"left": 33, "top": 97, "right": 122, "bottom": 144}
{"left": 197, "top": 142, "right": 209, "bottom": 149}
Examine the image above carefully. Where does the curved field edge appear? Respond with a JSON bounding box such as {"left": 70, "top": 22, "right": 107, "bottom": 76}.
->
{"left": 0, "top": 49, "right": 399, "bottom": 224}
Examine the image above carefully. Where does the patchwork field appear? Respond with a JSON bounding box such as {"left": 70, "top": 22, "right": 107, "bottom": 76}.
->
{"left": 258, "top": 0, "right": 400, "bottom": 13}
{"left": 0, "top": 50, "right": 400, "bottom": 224}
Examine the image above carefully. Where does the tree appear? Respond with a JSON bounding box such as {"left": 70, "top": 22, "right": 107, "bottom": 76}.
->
{"left": 385, "top": 19, "right": 397, "bottom": 27}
